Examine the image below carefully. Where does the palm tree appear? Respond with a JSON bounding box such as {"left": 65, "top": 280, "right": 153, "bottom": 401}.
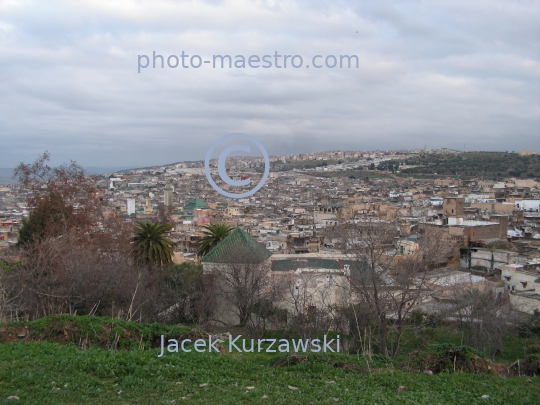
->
{"left": 132, "top": 221, "right": 176, "bottom": 268}
{"left": 198, "top": 223, "right": 234, "bottom": 259}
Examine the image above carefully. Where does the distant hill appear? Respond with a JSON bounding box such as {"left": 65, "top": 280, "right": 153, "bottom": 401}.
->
{"left": 84, "top": 167, "right": 131, "bottom": 175}
{"left": 386, "top": 152, "right": 540, "bottom": 180}
{"left": 0, "top": 166, "right": 130, "bottom": 184}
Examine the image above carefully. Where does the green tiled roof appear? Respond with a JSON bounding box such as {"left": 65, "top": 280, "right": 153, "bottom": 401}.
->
{"left": 184, "top": 198, "right": 208, "bottom": 210}
{"left": 202, "top": 227, "right": 272, "bottom": 264}
{"left": 535, "top": 277, "right": 540, "bottom": 283}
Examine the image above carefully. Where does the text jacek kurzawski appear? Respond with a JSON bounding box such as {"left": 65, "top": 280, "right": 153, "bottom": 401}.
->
{"left": 158, "top": 335, "right": 340, "bottom": 357}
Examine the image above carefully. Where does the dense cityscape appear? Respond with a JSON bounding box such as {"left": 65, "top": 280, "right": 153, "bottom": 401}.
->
{"left": 2, "top": 148, "right": 539, "bottom": 320}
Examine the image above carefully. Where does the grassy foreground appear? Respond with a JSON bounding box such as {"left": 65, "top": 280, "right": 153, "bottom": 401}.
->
{"left": 0, "top": 316, "right": 539, "bottom": 404}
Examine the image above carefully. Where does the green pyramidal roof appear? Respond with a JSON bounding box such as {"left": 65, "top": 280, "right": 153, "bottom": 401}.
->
{"left": 183, "top": 198, "right": 208, "bottom": 210}
{"left": 201, "top": 227, "right": 272, "bottom": 264}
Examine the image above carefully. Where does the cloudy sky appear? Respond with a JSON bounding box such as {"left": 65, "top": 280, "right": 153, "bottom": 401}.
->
{"left": 1, "top": 0, "right": 539, "bottom": 169}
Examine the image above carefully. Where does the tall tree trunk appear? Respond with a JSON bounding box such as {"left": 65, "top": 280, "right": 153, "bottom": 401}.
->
{"left": 379, "top": 313, "right": 388, "bottom": 357}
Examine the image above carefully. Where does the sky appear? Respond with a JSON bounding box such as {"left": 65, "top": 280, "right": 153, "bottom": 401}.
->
{"left": 0, "top": 0, "right": 539, "bottom": 169}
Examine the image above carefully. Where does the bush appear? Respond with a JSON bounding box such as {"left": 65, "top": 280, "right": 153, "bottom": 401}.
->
{"left": 0, "top": 314, "right": 200, "bottom": 350}
{"left": 400, "top": 345, "right": 491, "bottom": 374}
{"left": 519, "top": 310, "right": 540, "bottom": 338}
{"left": 522, "top": 354, "right": 540, "bottom": 376}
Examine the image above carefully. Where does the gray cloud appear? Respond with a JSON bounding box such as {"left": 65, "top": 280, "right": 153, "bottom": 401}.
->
{"left": 0, "top": 0, "right": 538, "bottom": 168}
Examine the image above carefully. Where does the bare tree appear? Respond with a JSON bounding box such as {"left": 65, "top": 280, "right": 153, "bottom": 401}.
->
{"left": 208, "top": 248, "right": 282, "bottom": 337}
{"left": 279, "top": 270, "right": 347, "bottom": 340}
{"left": 447, "top": 283, "right": 514, "bottom": 357}
{"left": 156, "top": 264, "right": 218, "bottom": 325}
{"left": 8, "top": 153, "right": 167, "bottom": 321}
{"left": 0, "top": 269, "right": 24, "bottom": 322}
{"left": 334, "top": 220, "right": 448, "bottom": 359}
{"left": 14, "top": 152, "right": 104, "bottom": 245}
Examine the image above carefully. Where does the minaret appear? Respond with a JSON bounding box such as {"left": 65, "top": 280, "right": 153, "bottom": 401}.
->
{"left": 443, "top": 197, "right": 464, "bottom": 226}
{"left": 164, "top": 183, "right": 173, "bottom": 206}
{"left": 145, "top": 198, "right": 153, "bottom": 214}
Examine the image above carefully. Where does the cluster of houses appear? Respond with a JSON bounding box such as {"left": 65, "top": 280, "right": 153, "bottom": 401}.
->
{"left": 1, "top": 149, "right": 539, "bottom": 319}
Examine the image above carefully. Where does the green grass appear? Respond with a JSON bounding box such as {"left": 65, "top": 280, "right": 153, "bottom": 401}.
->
{"left": 387, "top": 325, "right": 504, "bottom": 363}
{"left": 1, "top": 316, "right": 539, "bottom": 404}
{"left": 1, "top": 314, "right": 197, "bottom": 351}
{"left": 389, "top": 324, "right": 539, "bottom": 364}
{"left": 0, "top": 342, "right": 538, "bottom": 404}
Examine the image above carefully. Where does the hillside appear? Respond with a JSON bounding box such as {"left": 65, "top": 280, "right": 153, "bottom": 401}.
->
{"left": 1, "top": 315, "right": 539, "bottom": 404}
{"left": 387, "top": 152, "right": 540, "bottom": 180}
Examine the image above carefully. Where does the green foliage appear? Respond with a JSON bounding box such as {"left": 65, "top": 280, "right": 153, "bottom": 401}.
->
{"left": 522, "top": 351, "right": 540, "bottom": 376}
{"left": 401, "top": 345, "right": 491, "bottom": 375}
{"left": 132, "top": 221, "right": 176, "bottom": 267}
{"left": 528, "top": 344, "right": 540, "bottom": 355}
{"left": 1, "top": 341, "right": 539, "bottom": 404}
{"left": 432, "top": 344, "right": 481, "bottom": 356}
{"left": 0, "top": 260, "right": 12, "bottom": 274}
{"left": 408, "top": 310, "right": 441, "bottom": 332}
{"left": 0, "top": 314, "right": 195, "bottom": 350}
{"left": 1, "top": 316, "right": 540, "bottom": 403}
{"left": 390, "top": 152, "right": 540, "bottom": 180}
{"left": 518, "top": 309, "right": 540, "bottom": 338}
{"left": 197, "top": 223, "right": 234, "bottom": 258}
{"left": 269, "top": 159, "right": 339, "bottom": 172}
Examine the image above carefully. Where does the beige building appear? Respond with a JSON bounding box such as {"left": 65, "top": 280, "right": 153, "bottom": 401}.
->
{"left": 501, "top": 263, "right": 540, "bottom": 314}
{"left": 519, "top": 149, "right": 536, "bottom": 156}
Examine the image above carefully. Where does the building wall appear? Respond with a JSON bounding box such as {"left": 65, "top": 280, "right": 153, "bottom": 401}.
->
{"left": 510, "top": 294, "right": 540, "bottom": 314}
{"left": 515, "top": 200, "right": 540, "bottom": 211}
{"left": 203, "top": 260, "right": 351, "bottom": 330}
{"left": 470, "top": 202, "right": 515, "bottom": 214}
{"left": 460, "top": 248, "right": 518, "bottom": 271}
{"left": 443, "top": 197, "right": 464, "bottom": 218}
{"left": 463, "top": 224, "right": 503, "bottom": 243}
{"left": 501, "top": 264, "right": 538, "bottom": 292}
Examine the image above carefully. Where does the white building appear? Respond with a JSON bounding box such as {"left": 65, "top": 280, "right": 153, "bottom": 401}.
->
{"left": 127, "top": 199, "right": 136, "bottom": 215}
